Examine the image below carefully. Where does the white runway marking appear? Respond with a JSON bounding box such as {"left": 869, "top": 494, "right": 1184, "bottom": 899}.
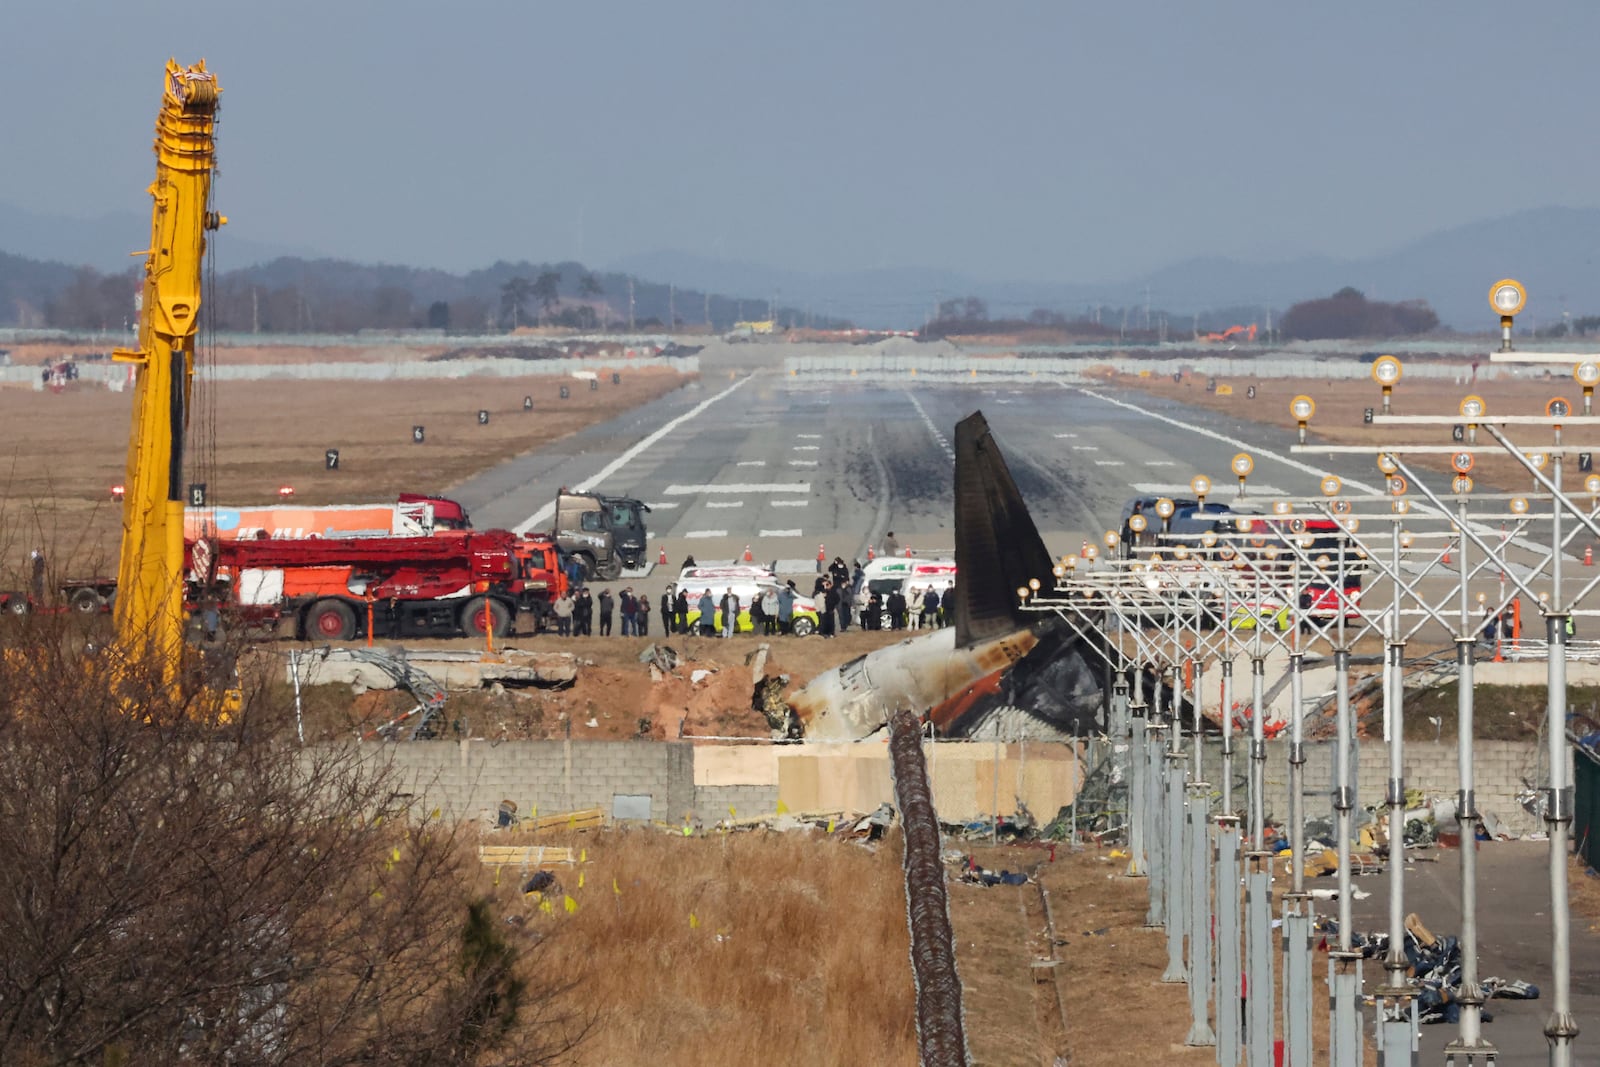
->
{"left": 1130, "top": 481, "right": 1288, "bottom": 497}
{"left": 664, "top": 482, "right": 811, "bottom": 494}
{"left": 1094, "top": 460, "right": 1125, "bottom": 466}
{"left": 793, "top": 445, "right": 820, "bottom": 451}
{"left": 736, "top": 460, "right": 766, "bottom": 467}
{"left": 1054, "top": 432, "right": 1078, "bottom": 439}
{"left": 645, "top": 502, "right": 679, "bottom": 510}
{"left": 760, "top": 529, "right": 802, "bottom": 537}
{"left": 706, "top": 501, "right": 744, "bottom": 509}
{"left": 1071, "top": 445, "right": 1100, "bottom": 452}
{"left": 683, "top": 530, "right": 727, "bottom": 539}
{"left": 905, "top": 392, "right": 955, "bottom": 461}
{"left": 771, "top": 499, "right": 808, "bottom": 508}
{"left": 797, "top": 433, "right": 822, "bottom": 439}
{"left": 514, "top": 375, "right": 753, "bottom": 534}
{"left": 789, "top": 460, "right": 819, "bottom": 467}
{"left": 1147, "top": 460, "right": 1177, "bottom": 468}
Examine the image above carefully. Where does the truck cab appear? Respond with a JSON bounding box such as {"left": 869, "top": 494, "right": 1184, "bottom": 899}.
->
{"left": 554, "top": 490, "right": 650, "bottom": 581}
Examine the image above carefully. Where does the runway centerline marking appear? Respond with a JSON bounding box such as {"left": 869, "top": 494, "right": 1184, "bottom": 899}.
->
{"left": 706, "top": 501, "right": 744, "bottom": 509}
{"left": 771, "top": 499, "right": 808, "bottom": 508}
{"left": 789, "top": 460, "right": 819, "bottom": 467}
{"left": 736, "top": 460, "right": 766, "bottom": 467}
{"left": 664, "top": 482, "right": 811, "bottom": 495}
{"left": 793, "top": 445, "right": 820, "bottom": 451}
{"left": 514, "top": 374, "right": 753, "bottom": 534}
{"left": 797, "top": 433, "right": 822, "bottom": 439}
{"left": 904, "top": 391, "right": 955, "bottom": 461}
{"left": 760, "top": 529, "right": 802, "bottom": 537}
{"left": 683, "top": 530, "right": 727, "bottom": 539}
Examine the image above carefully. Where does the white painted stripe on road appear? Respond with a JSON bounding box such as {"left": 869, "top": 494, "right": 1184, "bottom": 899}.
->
{"left": 760, "top": 529, "right": 802, "bottom": 537}
{"left": 1129, "top": 481, "right": 1288, "bottom": 497}
{"left": 664, "top": 482, "right": 811, "bottom": 494}
{"left": 1147, "top": 460, "right": 1177, "bottom": 467}
{"left": 1094, "top": 460, "right": 1125, "bottom": 466}
{"left": 706, "top": 500, "right": 744, "bottom": 509}
{"left": 789, "top": 460, "right": 819, "bottom": 467}
{"left": 1054, "top": 432, "right": 1078, "bottom": 439}
{"left": 645, "top": 502, "right": 679, "bottom": 509}
{"left": 905, "top": 391, "right": 954, "bottom": 461}
{"left": 797, "top": 433, "right": 822, "bottom": 439}
{"left": 793, "top": 445, "right": 820, "bottom": 451}
{"left": 771, "top": 499, "right": 808, "bottom": 507}
{"left": 736, "top": 460, "right": 766, "bottom": 467}
{"left": 1071, "top": 445, "right": 1099, "bottom": 452}
{"left": 683, "top": 530, "right": 727, "bottom": 539}
{"left": 514, "top": 374, "right": 753, "bottom": 534}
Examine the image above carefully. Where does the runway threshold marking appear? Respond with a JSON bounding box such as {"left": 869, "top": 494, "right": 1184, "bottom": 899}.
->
{"left": 904, "top": 392, "right": 955, "bottom": 461}
{"left": 736, "top": 460, "right": 766, "bottom": 467}
{"left": 789, "top": 460, "right": 819, "bottom": 467}
{"left": 793, "top": 445, "right": 820, "bottom": 451}
{"left": 513, "top": 374, "right": 754, "bottom": 534}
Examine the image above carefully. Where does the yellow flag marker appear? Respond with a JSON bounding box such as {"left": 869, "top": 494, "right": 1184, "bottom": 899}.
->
{"left": 391, "top": 845, "right": 402, "bottom": 863}
{"left": 540, "top": 899, "right": 553, "bottom": 915}
{"left": 580, "top": 848, "right": 587, "bottom": 864}
{"left": 429, "top": 807, "right": 441, "bottom": 820}
{"left": 689, "top": 913, "right": 699, "bottom": 929}
{"left": 776, "top": 799, "right": 790, "bottom": 815}
{"left": 564, "top": 894, "right": 578, "bottom": 914}
{"left": 682, "top": 824, "right": 693, "bottom": 837}
{"left": 493, "top": 866, "right": 501, "bottom": 887}
{"left": 826, "top": 817, "right": 835, "bottom": 834}
{"left": 568, "top": 814, "right": 577, "bottom": 829}
{"left": 578, "top": 871, "right": 586, "bottom": 889}
{"left": 728, "top": 805, "right": 737, "bottom": 819}
{"left": 613, "top": 877, "right": 621, "bottom": 897}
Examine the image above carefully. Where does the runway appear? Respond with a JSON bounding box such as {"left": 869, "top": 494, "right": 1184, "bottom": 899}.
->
{"left": 452, "top": 368, "right": 1403, "bottom": 571}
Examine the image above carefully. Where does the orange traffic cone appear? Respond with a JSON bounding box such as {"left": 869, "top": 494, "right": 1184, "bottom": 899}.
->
{"left": 658, "top": 545, "right": 668, "bottom": 566}
{"left": 1586, "top": 545, "right": 1594, "bottom": 567}
{"left": 743, "top": 544, "right": 753, "bottom": 563}
{"left": 868, "top": 545, "right": 876, "bottom": 560}
{"left": 1442, "top": 540, "right": 1453, "bottom": 566}
{"left": 905, "top": 547, "right": 913, "bottom": 558}
{"left": 1081, "top": 539, "right": 1090, "bottom": 556}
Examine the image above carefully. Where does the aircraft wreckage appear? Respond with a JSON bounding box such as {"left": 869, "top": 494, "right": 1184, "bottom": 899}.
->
{"left": 787, "top": 411, "right": 1108, "bottom": 741}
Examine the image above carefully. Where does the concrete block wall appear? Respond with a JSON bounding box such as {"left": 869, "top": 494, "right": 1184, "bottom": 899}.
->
{"left": 1200, "top": 738, "right": 1560, "bottom": 835}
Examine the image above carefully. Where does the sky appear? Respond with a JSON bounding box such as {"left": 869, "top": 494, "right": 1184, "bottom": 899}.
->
{"left": 3, "top": 2, "right": 1598, "bottom": 283}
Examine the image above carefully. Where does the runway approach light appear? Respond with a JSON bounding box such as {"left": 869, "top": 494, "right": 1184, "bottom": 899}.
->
{"left": 1576, "top": 361, "right": 1600, "bottom": 415}
{"left": 1453, "top": 474, "right": 1475, "bottom": 494}
{"left": 1190, "top": 475, "right": 1212, "bottom": 505}
{"left": 1103, "top": 529, "right": 1120, "bottom": 549}
{"left": 1511, "top": 497, "right": 1530, "bottom": 515}
{"left": 1547, "top": 397, "right": 1572, "bottom": 421}
{"left": 1394, "top": 498, "right": 1412, "bottom": 515}
{"left": 1489, "top": 278, "right": 1526, "bottom": 352}
{"left": 1460, "top": 395, "right": 1487, "bottom": 420}
{"left": 1272, "top": 499, "right": 1293, "bottom": 516}
{"left": 1290, "top": 394, "right": 1315, "bottom": 443}
{"left": 1201, "top": 530, "right": 1218, "bottom": 549}
{"left": 1083, "top": 544, "right": 1099, "bottom": 561}
{"left": 1128, "top": 514, "right": 1148, "bottom": 537}
{"left": 1320, "top": 474, "right": 1342, "bottom": 497}
{"left": 1231, "top": 452, "right": 1253, "bottom": 497}
{"left": 1525, "top": 451, "right": 1550, "bottom": 472}
{"left": 1400, "top": 533, "right": 1413, "bottom": 550}
{"left": 110, "top": 484, "right": 125, "bottom": 502}
{"left": 1371, "top": 355, "right": 1403, "bottom": 413}
{"left": 1587, "top": 474, "right": 1600, "bottom": 496}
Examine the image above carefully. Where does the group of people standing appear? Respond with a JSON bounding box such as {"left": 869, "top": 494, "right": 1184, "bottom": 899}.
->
{"left": 548, "top": 586, "right": 655, "bottom": 637}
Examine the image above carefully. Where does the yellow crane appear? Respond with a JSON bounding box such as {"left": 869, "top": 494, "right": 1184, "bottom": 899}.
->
{"left": 112, "top": 60, "right": 224, "bottom": 685}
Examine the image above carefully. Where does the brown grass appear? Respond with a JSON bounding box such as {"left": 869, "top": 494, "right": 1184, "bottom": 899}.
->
{"left": 480, "top": 827, "right": 917, "bottom": 1067}
{"left": 0, "top": 366, "right": 692, "bottom": 574}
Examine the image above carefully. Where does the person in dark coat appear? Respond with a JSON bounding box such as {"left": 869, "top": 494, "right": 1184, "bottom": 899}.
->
{"left": 886, "top": 589, "right": 907, "bottom": 630}
{"left": 921, "top": 587, "right": 940, "bottom": 628}
{"left": 674, "top": 588, "right": 690, "bottom": 633}
{"left": 812, "top": 575, "right": 827, "bottom": 597}
{"left": 660, "top": 587, "right": 673, "bottom": 635}
{"left": 619, "top": 589, "right": 637, "bottom": 636}
{"left": 597, "top": 589, "right": 614, "bottom": 636}
{"left": 829, "top": 556, "right": 849, "bottom": 589}
{"left": 865, "top": 591, "right": 882, "bottom": 631}
{"left": 820, "top": 580, "right": 838, "bottom": 638}
{"left": 750, "top": 591, "right": 766, "bottom": 634}
{"left": 777, "top": 582, "right": 796, "bottom": 634}
{"left": 573, "top": 588, "right": 593, "bottom": 636}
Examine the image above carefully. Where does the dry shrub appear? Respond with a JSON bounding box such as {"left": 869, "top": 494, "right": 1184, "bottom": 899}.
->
{"left": 0, "top": 608, "right": 587, "bottom": 1065}
{"left": 483, "top": 828, "right": 917, "bottom": 1067}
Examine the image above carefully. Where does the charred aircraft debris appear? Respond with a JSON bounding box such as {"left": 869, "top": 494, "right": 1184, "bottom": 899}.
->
{"left": 787, "top": 411, "right": 1108, "bottom": 742}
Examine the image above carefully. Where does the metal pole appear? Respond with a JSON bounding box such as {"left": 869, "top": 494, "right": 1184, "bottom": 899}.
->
{"left": 1187, "top": 777, "right": 1216, "bottom": 1045}
{"left": 1217, "top": 812, "right": 1243, "bottom": 1066}
{"left": 1445, "top": 497, "right": 1493, "bottom": 1066}
{"left": 1164, "top": 696, "right": 1189, "bottom": 983}
{"left": 1329, "top": 642, "right": 1362, "bottom": 1067}
{"left": 1246, "top": 642, "right": 1273, "bottom": 1067}
{"left": 1148, "top": 713, "right": 1168, "bottom": 928}
{"left": 1545, "top": 448, "right": 1578, "bottom": 1067}
{"left": 1130, "top": 666, "right": 1148, "bottom": 877}
{"left": 1282, "top": 644, "right": 1314, "bottom": 1067}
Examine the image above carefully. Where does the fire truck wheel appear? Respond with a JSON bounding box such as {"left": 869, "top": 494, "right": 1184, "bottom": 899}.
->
{"left": 306, "top": 599, "right": 357, "bottom": 642}
{"left": 462, "top": 596, "right": 511, "bottom": 638}
{"left": 70, "top": 588, "right": 103, "bottom": 614}
{"left": 4, "top": 595, "right": 29, "bottom": 616}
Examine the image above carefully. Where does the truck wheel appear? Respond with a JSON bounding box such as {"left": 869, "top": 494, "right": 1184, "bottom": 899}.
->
{"left": 462, "top": 596, "right": 511, "bottom": 638}
{"left": 598, "top": 558, "right": 623, "bottom": 581}
{"left": 306, "top": 599, "right": 357, "bottom": 642}
{"left": 574, "top": 553, "right": 597, "bottom": 583}
{"left": 71, "top": 588, "right": 103, "bottom": 614}
{"left": 791, "top": 615, "right": 817, "bottom": 637}
{"left": 5, "top": 595, "right": 30, "bottom": 616}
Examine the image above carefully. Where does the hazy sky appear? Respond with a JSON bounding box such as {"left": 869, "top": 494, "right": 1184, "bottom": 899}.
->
{"left": 4, "top": 3, "right": 1597, "bottom": 282}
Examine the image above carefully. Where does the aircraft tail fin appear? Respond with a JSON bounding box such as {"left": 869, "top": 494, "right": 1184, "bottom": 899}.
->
{"left": 953, "top": 411, "right": 1055, "bottom": 647}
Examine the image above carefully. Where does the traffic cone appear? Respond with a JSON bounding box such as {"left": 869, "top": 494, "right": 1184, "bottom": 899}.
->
{"left": 905, "top": 547, "right": 913, "bottom": 558}
{"left": 1586, "top": 545, "right": 1594, "bottom": 568}
{"left": 868, "top": 545, "right": 876, "bottom": 560}
{"left": 743, "top": 544, "right": 753, "bottom": 563}
{"left": 1081, "top": 539, "right": 1089, "bottom": 556}
{"left": 658, "top": 545, "right": 667, "bottom": 566}
{"left": 1442, "top": 540, "right": 1452, "bottom": 566}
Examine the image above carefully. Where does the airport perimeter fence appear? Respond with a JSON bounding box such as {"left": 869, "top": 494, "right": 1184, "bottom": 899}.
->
{"left": 0, "top": 354, "right": 698, "bottom": 387}
{"left": 783, "top": 351, "right": 1535, "bottom": 382}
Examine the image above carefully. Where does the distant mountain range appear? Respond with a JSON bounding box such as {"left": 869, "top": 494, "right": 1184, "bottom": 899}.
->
{"left": 611, "top": 206, "right": 1600, "bottom": 330}
{"left": 3, "top": 201, "right": 1597, "bottom": 331}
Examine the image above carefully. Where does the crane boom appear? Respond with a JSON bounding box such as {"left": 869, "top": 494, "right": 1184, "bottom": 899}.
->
{"left": 112, "top": 60, "right": 222, "bottom": 676}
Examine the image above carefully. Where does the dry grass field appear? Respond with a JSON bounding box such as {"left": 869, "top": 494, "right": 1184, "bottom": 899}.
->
{"left": 0, "top": 365, "right": 692, "bottom": 575}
